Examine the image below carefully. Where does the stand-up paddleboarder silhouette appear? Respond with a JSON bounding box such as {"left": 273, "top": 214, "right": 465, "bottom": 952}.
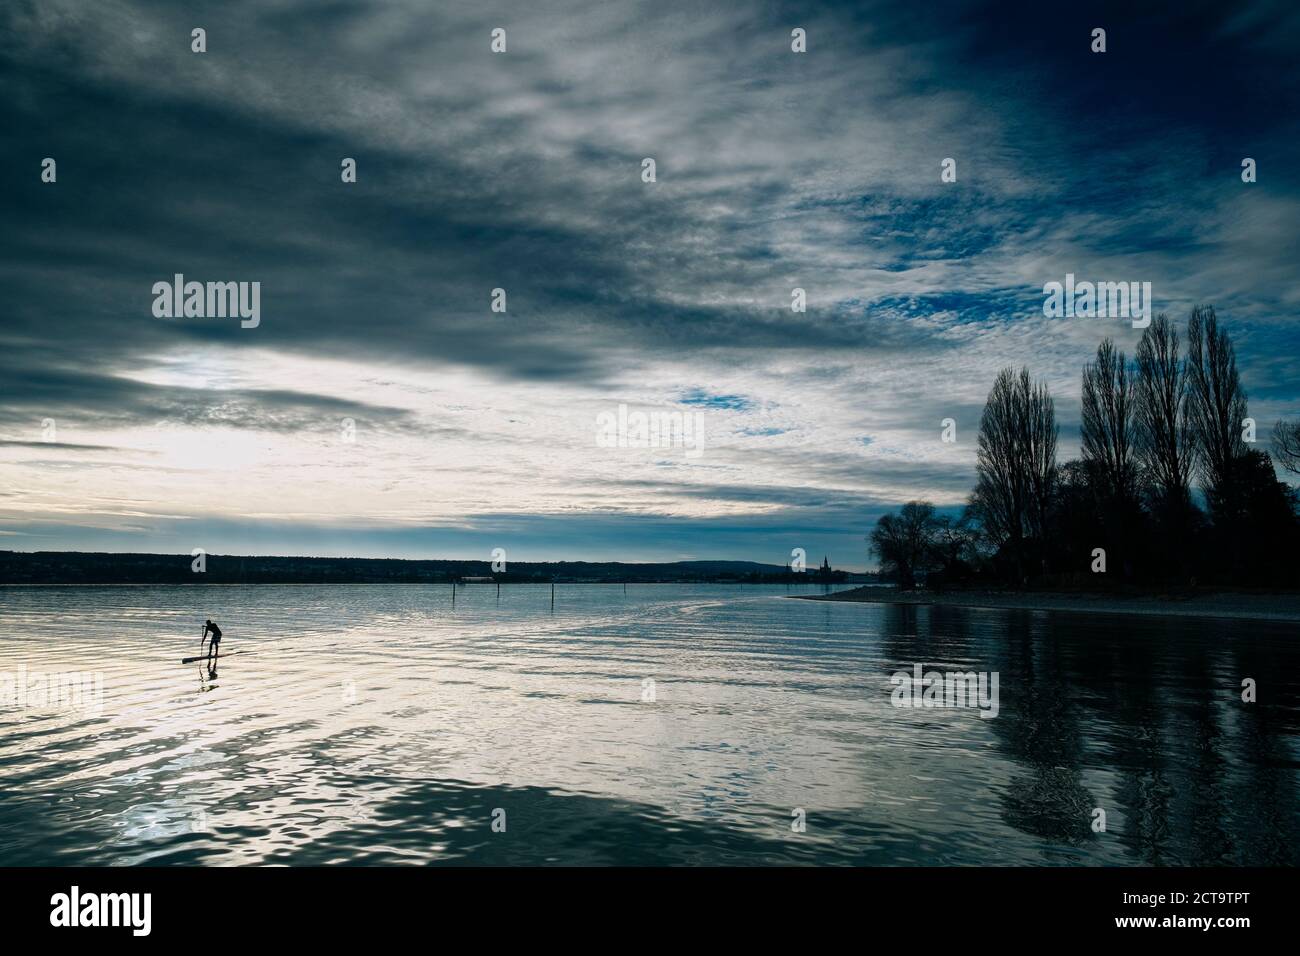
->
{"left": 201, "top": 618, "right": 223, "bottom": 676}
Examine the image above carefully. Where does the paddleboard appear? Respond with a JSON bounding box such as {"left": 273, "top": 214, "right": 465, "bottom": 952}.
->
{"left": 181, "top": 650, "right": 249, "bottom": 664}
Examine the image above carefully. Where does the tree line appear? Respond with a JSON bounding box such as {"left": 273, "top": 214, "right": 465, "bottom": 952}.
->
{"left": 871, "top": 306, "right": 1300, "bottom": 589}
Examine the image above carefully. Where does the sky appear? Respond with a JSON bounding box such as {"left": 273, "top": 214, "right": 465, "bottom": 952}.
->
{"left": 2, "top": 0, "right": 1299, "bottom": 569}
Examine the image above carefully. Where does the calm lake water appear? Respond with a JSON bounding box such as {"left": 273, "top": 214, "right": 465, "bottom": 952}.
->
{"left": 1, "top": 584, "right": 1297, "bottom": 866}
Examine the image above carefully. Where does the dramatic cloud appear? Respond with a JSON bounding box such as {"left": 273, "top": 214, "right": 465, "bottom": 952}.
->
{"left": 2, "top": 0, "right": 1297, "bottom": 565}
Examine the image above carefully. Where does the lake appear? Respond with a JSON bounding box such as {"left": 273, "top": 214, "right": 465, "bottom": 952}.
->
{"left": 1, "top": 583, "right": 1296, "bottom": 865}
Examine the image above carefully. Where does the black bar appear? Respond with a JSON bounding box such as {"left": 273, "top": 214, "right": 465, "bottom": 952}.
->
{"left": 0, "top": 867, "right": 1280, "bottom": 941}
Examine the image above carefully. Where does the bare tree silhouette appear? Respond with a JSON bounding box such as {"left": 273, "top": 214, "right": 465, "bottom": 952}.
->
{"left": 1135, "top": 314, "right": 1193, "bottom": 509}
{"left": 970, "top": 367, "right": 1057, "bottom": 580}
{"left": 1082, "top": 338, "right": 1137, "bottom": 509}
{"left": 868, "top": 501, "right": 942, "bottom": 589}
{"left": 1186, "top": 305, "right": 1248, "bottom": 522}
{"left": 1272, "top": 420, "right": 1300, "bottom": 477}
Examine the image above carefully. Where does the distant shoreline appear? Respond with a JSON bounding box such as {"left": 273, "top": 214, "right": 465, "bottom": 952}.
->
{"left": 0, "top": 580, "right": 845, "bottom": 588}
{"left": 0, "top": 551, "right": 873, "bottom": 587}
{"left": 793, "top": 586, "right": 1300, "bottom": 622}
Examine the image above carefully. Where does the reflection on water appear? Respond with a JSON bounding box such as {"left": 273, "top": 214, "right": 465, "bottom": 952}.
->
{"left": 0, "top": 584, "right": 1296, "bottom": 865}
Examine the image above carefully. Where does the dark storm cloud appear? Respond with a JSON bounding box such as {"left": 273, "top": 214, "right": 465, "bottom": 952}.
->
{"left": 604, "top": 468, "right": 974, "bottom": 510}
{"left": 0, "top": 356, "right": 422, "bottom": 434}
{"left": 6, "top": 0, "right": 1296, "bottom": 399}
{"left": 0, "top": 440, "right": 125, "bottom": 451}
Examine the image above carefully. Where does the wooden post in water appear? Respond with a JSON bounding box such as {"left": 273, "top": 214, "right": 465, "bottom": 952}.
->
{"left": 452, "top": 580, "right": 456, "bottom": 606}
{"left": 551, "top": 582, "right": 555, "bottom": 610}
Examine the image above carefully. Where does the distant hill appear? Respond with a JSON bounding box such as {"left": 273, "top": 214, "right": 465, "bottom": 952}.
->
{"left": 0, "top": 551, "right": 871, "bottom": 585}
